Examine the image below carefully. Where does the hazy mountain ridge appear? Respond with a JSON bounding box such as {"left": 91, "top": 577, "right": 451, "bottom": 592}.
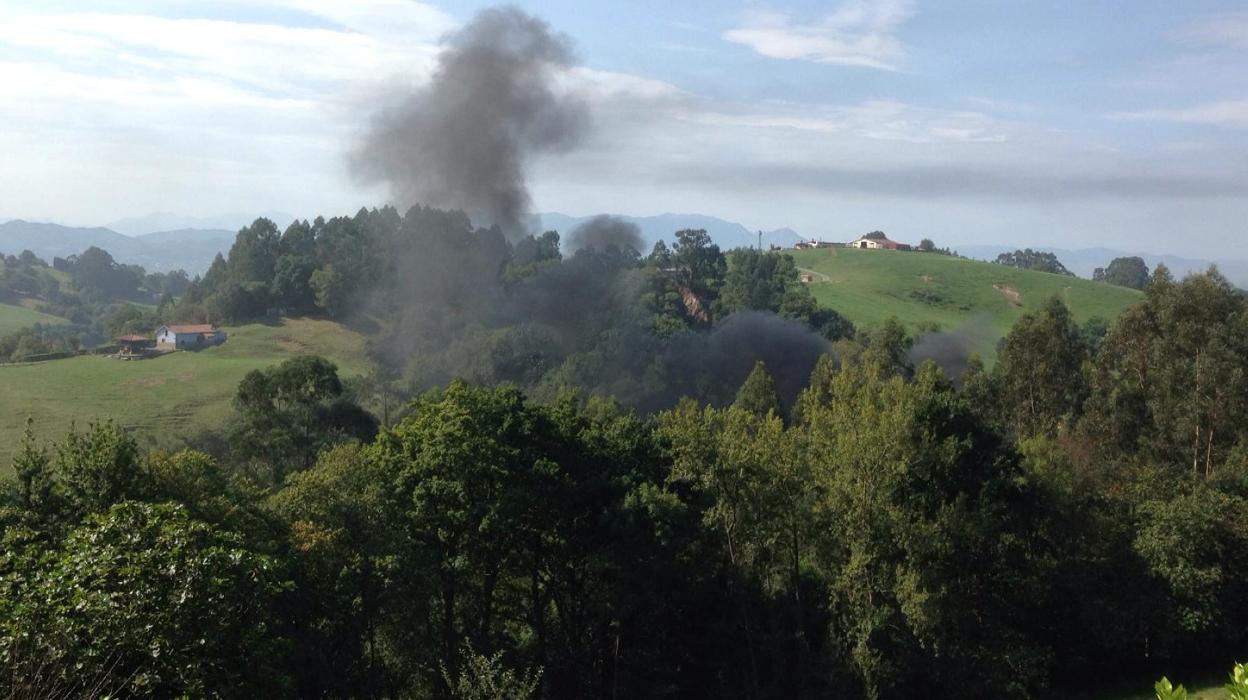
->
{"left": 106, "top": 211, "right": 294, "bottom": 237}
{"left": 0, "top": 220, "right": 234, "bottom": 274}
{"left": 539, "top": 212, "right": 804, "bottom": 252}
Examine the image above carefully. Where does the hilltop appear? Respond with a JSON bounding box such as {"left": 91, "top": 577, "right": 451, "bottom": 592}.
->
{"left": 790, "top": 247, "right": 1143, "bottom": 360}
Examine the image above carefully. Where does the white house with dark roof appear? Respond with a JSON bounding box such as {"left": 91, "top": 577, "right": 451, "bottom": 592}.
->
{"left": 155, "top": 324, "right": 226, "bottom": 350}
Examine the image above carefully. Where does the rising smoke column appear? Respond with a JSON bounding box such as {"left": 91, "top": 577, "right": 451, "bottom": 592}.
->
{"left": 353, "top": 6, "right": 588, "bottom": 238}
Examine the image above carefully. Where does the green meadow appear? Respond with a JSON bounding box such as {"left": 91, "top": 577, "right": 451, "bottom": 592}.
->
{"left": 0, "top": 317, "right": 370, "bottom": 466}
{"left": 0, "top": 301, "right": 66, "bottom": 336}
{"left": 790, "top": 247, "right": 1144, "bottom": 360}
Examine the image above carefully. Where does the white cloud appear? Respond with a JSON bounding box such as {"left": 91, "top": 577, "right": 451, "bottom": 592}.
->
{"left": 723, "top": 0, "right": 914, "bottom": 70}
{"left": 676, "top": 99, "right": 1009, "bottom": 144}
{"left": 1108, "top": 98, "right": 1248, "bottom": 129}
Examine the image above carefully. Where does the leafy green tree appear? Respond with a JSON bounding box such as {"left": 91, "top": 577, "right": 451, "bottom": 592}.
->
{"left": 734, "top": 360, "right": 780, "bottom": 417}
{"left": 272, "top": 254, "right": 316, "bottom": 310}
{"left": 9, "top": 419, "right": 55, "bottom": 514}
{"left": 53, "top": 421, "right": 144, "bottom": 516}
{"left": 1096, "top": 256, "right": 1150, "bottom": 289}
{"left": 800, "top": 358, "right": 1048, "bottom": 698}
{"left": 270, "top": 443, "right": 406, "bottom": 697}
{"left": 993, "top": 296, "right": 1088, "bottom": 438}
{"left": 444, "top": 643, "right": 542, "bottom": 700}
{"left": 231, "top": 355, "right": 377, "bottom": 481}
{"left": 310, "top": 263, "right": 348, "bottom": 317}
{"left": 1085, "top": 269, "right": 1248, "bottom": 475}
{"left": 861, "top": 318, "right": 912, "bottom": 377}
{"left": 227, "top": 218, "right": 281, "bottom": 284}
{"left": 672, "top": 228, "right": 726, "bottom": 294}
{"left": 0, "top": 502, "right": 286, "bottom": 698}
{"left": 994, "top": 248, "right": 1074, "bottom": 276}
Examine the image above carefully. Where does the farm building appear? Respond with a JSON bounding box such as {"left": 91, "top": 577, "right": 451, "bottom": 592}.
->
{"left": 115, "top": 334, "right": 153, "bottom": 358}
{"left": 155, "top": 324, "right": 226, "bottom": 350}
{"left": 847, "top": 235, "right": 911, "bottom": 251}
{"left": 793, "top": 240, "right": 841, "bottom": 250}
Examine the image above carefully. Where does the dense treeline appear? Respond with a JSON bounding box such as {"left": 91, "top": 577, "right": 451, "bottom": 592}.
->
{"left": 3, "top": 264, "right": 1247, "bottom": 698}
{"left": 158, "top": 207, "right": 853, "bottom": 412}
{"left": 994, "top": 248, "right": 1074, "bottom": 276}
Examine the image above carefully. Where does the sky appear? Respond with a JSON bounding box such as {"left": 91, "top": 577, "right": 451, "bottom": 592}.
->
{"left": 0, "top": 0, "right": 1245, "bottom": 259}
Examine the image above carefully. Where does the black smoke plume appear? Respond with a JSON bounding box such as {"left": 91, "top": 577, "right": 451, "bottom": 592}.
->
{"left": 566, "top": 215, "right": 643, "bottom": 255}
{"left": 353, "top": 6, "right": 589, "bottom": 238}
{"left": 907, "top": 317, "right": 992, "bottom": 384}
{"left": 654, "top": 311, "right": 832, "bottom": 412}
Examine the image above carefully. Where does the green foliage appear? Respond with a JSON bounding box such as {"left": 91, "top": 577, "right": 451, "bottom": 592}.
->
{"left": 1155, "top": 677, "right": 1189, "bottom": 700}
{"left": 54, "top": 420, "right": 143, "bottom": 516}
{"left": 230, "top": 354, "right": 377, "bottom": 481}
{"left": 734, "top": 360, "right": 781, "bottom": 416}
{"left": 995, "top": 248, "right": 1074, "bottom": 276}
{"left": 1227, "top": 663, "right": 1248, "bottom": 700}
{"left": 1084, "top": 267, "right": 1248, "bottom": 475}
{"left": 444, "top": 643, "right": 542, "bottom": 700}
{"left": 992, "top": 296, "right": 1089, "bottom": 438}
{"left": 0, "top": 501, "right": 286, "bottom": 698}
{"left": 1096, "top": 256, "right": 1151, "bottom": 290}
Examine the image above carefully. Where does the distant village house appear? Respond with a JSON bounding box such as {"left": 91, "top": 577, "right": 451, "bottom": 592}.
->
{"left": 156, "top": 324, "right": 227, "bottom": 350}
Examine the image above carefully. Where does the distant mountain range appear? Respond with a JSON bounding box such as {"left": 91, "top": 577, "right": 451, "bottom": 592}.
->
{"left": 539, "top": 212, "right": 803, "bottom": 252}
{"left": 105, "top": 211, "right": 294, "bottom": 237}
{"left": 958, "top": 245, "right": 1248, "bottom": 288}
{"left": 0, "top": 221, "right": 235, "bottom": 274}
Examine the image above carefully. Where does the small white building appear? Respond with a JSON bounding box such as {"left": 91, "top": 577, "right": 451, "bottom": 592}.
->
{"left": 156, "top": 324, "right": 226, "bottom": 350}
{"left": 846, "top": 235, "right": 911, "bottom": 251}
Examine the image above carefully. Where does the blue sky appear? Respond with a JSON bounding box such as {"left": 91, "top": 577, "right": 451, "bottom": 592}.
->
{"left": 0, "top": 0, "right": 1244, "bottom": 259}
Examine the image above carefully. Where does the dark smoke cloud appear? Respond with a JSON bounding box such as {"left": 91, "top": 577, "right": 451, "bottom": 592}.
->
{"left": 654, "top": 311, "right": 832, "bottom": 412}
{"left": 353, "top": 6, "right": 589, "bottom": 238}
{"left": 907, "top": 317, "right": 993, "bottom": 384}
{"left": 565, "top": 215, "right": 643, "bottom": 255}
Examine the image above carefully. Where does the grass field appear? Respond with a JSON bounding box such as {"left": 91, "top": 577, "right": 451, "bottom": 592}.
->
{"left": 0, "top": 301, "right": 66, "bottom": 336}
{"left": 0, "top": 317, "right": 371, "bottom": 466}
{"left": 790, "top": 248, "right": 1144, "bottom": 360}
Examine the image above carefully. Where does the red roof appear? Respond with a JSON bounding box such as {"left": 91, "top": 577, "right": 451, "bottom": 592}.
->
{"left": 163, "top": 324, "right": 218, "bottom": 334}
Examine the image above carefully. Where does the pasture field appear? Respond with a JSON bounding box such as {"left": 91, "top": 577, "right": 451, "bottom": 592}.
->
{"left": 790, "top": 247, "right": 1144, "bottom": 360}
{"left": 0, "top": 317, "right": 370, "bottom": 466}
{"left": 0, "top": 301, "right": 66, "bottom": 336}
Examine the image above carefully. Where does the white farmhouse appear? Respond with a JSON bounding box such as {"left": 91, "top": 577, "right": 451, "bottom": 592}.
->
{"left": 155, "top": 324, "right": 227, "bottom": 350}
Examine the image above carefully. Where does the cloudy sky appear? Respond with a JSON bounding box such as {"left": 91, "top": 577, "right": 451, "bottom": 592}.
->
{"left": 1, "top": 0, "right": 1245, "bottom": 258}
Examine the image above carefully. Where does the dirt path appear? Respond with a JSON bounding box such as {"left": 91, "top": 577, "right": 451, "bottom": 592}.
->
{"left": 798, "top": 267, "right": 831, "bottom": 283}
{"left": 993, "top": 283, "right": 1022, "bottom": 306}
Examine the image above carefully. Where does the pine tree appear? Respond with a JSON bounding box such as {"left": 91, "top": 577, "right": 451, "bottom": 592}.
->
{"left": 734, "top": 360, "right": 780, "bottom": 417}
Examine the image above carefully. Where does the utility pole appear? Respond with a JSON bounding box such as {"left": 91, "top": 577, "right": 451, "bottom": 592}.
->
{"left": 758, "top": 230, "right": 763, "bottom": 250}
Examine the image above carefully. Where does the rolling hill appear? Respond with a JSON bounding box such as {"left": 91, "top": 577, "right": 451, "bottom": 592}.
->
{"left": 790, "top": 247, "right": 1144, "bottom": 361}
{"left": 0, "top": 301, "right": 67, "bottom": 336}
{"left": 0, "top": 317, "right": 371, "bottom": 467}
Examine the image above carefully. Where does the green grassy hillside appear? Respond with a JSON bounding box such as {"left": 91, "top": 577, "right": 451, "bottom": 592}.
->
{"left": 0, "top": 317, "right": 370, "bottom": 466}
{"left": 790, "top": 248, "right": 1143, "bottom": 360}
{"left": 0, "top": 301, "right": 67, "bottom": 336}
